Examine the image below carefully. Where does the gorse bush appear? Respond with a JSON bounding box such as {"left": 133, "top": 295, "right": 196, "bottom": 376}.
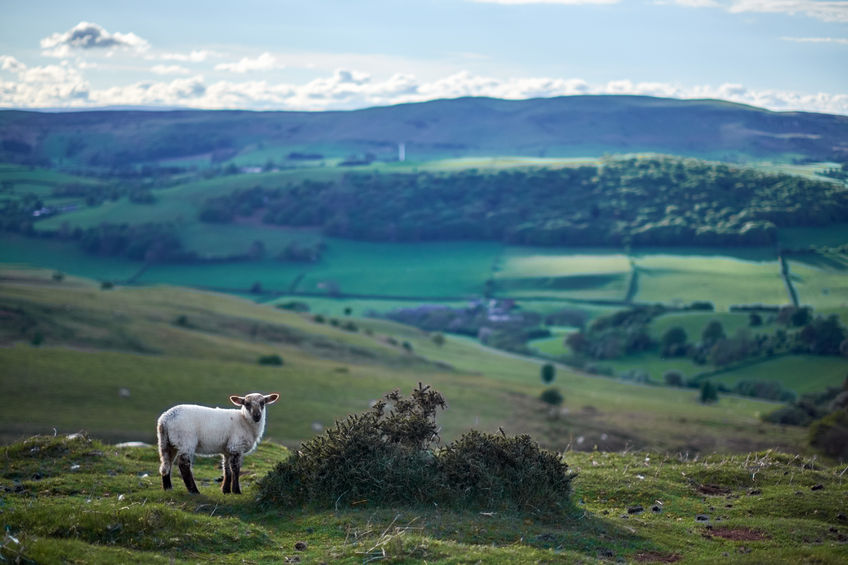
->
{"left": 257, "top": 384, "right": 575, "bottom": 515}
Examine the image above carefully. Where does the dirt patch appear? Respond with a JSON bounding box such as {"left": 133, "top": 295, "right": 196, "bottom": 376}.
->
{"left": 633, "top": 551, "right": 682, "bottom": 563}
{"left": 697, "top": 483, "right": 732, "bottom": 496}
{"left": 710, "top": 527, "right": 769, "bottom": 541}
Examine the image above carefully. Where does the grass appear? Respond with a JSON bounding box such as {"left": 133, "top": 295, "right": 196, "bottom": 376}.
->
{"left": 0, "top": 266, "right": 809, "bottom": 455}
{"left": 2, "top": 433, "right": 847, "bottom": 563}
{"left": 709, "top": 355, "right": 848, "bottom": 395}
{"left": 789, "top": 258, "right": 848, "bottom": 310}
{"left": 632, "top": 252, "right": 788, "bottom": 311}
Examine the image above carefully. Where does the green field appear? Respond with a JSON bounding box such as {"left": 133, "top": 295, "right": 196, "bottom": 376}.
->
{"left": 0, "top": 266, "right": 808, "bottom": 455}
{"left": 789, "top": 258, "right": 848, "bottom": 310}
{"left": 709, "top": 355, "right": 848, "bottom": 395}
{"left": 633, "top": 252, "right": 788, "bottom": 310}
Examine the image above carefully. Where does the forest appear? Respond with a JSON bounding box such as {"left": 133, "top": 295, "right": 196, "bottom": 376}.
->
{"left": 201, "top": 157, "right": 848, "bottom": 249}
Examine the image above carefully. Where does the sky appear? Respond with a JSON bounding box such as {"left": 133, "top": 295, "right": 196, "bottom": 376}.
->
{"left": 0, "top": 0, "right": 846, "bottom": 114}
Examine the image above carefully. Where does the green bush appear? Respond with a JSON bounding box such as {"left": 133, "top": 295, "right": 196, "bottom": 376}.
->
{"left": 699, "top": 380, "right": 719, "bottom": 404}
{"left": 540, "top": 363, "right": 556, "bottom": 384}
{"left": 258, "top": 354, "right": 284, "bottom": 366}
{"left": 257, "top": 385, "right": 575, "bottom": 515}
{"left": 539, "top": 387, "right": 564, "bottom": 406}
{"left": 809, "top": 410, "right": 848, "bottom": 458}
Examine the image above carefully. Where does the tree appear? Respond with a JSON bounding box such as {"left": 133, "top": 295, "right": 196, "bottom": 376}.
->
{"left": 664, "top": 370, "right": 685, "bottom": 387}
{"left": 749, "top": 312, "right": 763, "bottom": 327}
{"left": 699, "top": 380, "right": 718, "bottom": 404}
{"left": 701, "top": 320, "right": 725, "bottom": 344}
{"left": 431, "top": 333, "right": 446, "bottom": 347}
{"left": 540, "top": 387, "right": 564, "bottom": 406}
{"left": 541, "top": 363, "right": 556, "bottom": 384}
{"left": 661, "top": 326, "right": 688, "bottom": 357}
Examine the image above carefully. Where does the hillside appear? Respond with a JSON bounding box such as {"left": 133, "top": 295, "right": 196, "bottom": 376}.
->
{"left": 2, "top": 95, "right": 848, "bottom": 167}
{"left": 2, "top": 432, "right": 847, "bottom": 563}
{"left": 0, "top": 266, "right": 808, "bottom": 454}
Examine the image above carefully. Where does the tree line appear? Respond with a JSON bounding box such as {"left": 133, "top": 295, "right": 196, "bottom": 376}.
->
{"left": 198, "top": 157, "right": 848, "bottom": 247}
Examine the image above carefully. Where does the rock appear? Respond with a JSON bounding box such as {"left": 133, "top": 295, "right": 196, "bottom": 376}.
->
{"left": 837, "top": 513, "right": 847, "bottom": 521}
{"left": 748, "top": 489, "right": 761, "bottom": 496}
{"left": 696, "top": 514, "right": 710, "bottom": 522}
{"left": 651, "top": 505, "right": 662, "bottom": 513}
{"left": 628, "top": 505, "right": 644, "bottom": 514}
{"left": 811, "top": 484, "right": 824, "bottom": 491}
{"left": 294, "top": 541, "right": 308, "bottom": 551}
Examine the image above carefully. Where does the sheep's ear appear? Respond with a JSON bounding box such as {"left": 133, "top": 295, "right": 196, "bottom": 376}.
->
{"left": 229, "top": 395, "right": 245, "bottom": 406}
{"left": 264, "top": 393, "right": 280, "bottom": 405}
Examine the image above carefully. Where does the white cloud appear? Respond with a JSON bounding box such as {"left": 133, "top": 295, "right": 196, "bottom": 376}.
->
{"left": 729, "top": 0, "right": 848, "bottom": 23}
{"left": 214, "top": 52, "right": 282, "bottom": 73}
{"left": 1, "top": 67, "right": 846, "bottom": 116}
{"left": 151, "top": 64, "right": 191, "bottom": 76}
{"left": 41, "top": 21, "right": 149, "bottom": 57}
{"left": 159, "top": 50, "right": 218, "bottom": 63}
{"left": 0, "top": 55, "right": 26, "bottom": 72}
{"left": 781, "top": 36, "right": 848, "bottom": 44}
{"left": 662, "top": 0, "right": 848, "bottom": 22}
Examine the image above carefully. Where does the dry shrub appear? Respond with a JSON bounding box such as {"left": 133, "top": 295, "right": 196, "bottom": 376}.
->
{"left": 257, "top": 384, "right": 576, "bottom": 515}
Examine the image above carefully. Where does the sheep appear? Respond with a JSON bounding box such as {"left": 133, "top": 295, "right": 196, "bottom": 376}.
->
{"left": 157, "top": 392, "right": 280, "bottom": 494}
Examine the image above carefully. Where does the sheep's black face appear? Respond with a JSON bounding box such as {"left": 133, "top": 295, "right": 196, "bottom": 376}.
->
{"left": 242, "top": 395, "right": 265, "bottom": 423}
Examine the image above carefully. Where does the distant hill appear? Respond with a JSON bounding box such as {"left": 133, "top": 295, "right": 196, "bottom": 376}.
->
{"left": 2, "top": 95, "right": 847, "bottom": 167}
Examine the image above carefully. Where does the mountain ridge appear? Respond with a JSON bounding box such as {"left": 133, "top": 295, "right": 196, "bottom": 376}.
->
{"left": 2, "top": 95, "right": 847, "bottom": 166}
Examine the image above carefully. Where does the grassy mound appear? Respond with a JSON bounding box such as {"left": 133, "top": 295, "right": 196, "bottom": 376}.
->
{"left": 257, "top": 384, "right": 576, "bottom": 515}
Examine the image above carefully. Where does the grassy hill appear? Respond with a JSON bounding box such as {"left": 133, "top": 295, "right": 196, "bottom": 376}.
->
{"left": 2, "top": 431, "right": 847, "bottom": 563}
{"left": 0, "top": 266, "right": 809, "bottom": 455}
{"left": 3, "top": 95, "right": 848, "bottom": 168}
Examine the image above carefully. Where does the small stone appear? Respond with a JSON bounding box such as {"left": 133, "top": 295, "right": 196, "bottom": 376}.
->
{"left": 748, "top": 489, "right": 761, "bottom": 496}
{"left": 837, "top": 513, "right": 847, "bottom": 521}
{"left": 651, "top": 505, "right": 662, "bottom": 513}
{"left": 811, "top": 484, "right": 824, "bottom": 491}
{"left": 696, "top": 514, "right": 710, "bottom": 522}
{"left": 627, "top": 505, "right": 644, "bottom": 514}
{"left": 294, "top": 541, "right": 308, "bottom": 551}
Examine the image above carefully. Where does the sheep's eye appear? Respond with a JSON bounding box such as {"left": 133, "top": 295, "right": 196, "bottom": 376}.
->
{"left": 260, "top": 401, "right": 265, "bottom": 407}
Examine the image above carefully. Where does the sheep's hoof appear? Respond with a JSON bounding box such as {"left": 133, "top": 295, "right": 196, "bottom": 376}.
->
{"left": 162, "top": 475, "right": 172, "bottom": 490}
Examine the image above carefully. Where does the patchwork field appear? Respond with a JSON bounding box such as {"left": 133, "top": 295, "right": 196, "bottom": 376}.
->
{"left": 0, "top": 267, "right": 809, "bottom": 455}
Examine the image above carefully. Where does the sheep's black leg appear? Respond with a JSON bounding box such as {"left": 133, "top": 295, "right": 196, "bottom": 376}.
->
{"left": 161, "top": 445, "right": 176, "bottom": 490}
{"left": 230, "top": 452, "right": 242, "bottom": 495}
{"left": 178, "top": 453, "right": 199, "bottom": 494}
{"left": 222, "top": 454, "right": 232, "bottom": 494}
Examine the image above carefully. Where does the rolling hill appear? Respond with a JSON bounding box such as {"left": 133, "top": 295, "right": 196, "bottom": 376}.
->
{"left": 2, "top": 95, "right": 848, "bottom": 167}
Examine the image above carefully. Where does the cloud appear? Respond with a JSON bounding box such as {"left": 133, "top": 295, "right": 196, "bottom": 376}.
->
{"left": 214, "top": 52, "right": 282, "bottom": 73}
{"left": 0, "top": 55, "right": 26, "bottom": 72}
{"left": 780, "top": 36, "right": 848, "bottom": 44}
{"left": 1, "top": 67, "right": 846, "bottom": 116}
{"left": 151, "top": 64, "right": 191, "bottom": 76}
{"left": 41, "top": 21, "right": 149, "bottom": 57}
{"left": 159, "top": 50, "right": 218, "bottom": 63}
{"left": 729, "top": 0, "right": 848, "bottom": 22}
{"left": 662, "top": 0, "right": 848, "bottom": 22}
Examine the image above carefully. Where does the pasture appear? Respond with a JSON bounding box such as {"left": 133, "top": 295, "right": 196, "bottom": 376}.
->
{"left": 0, "top": 267, "right": 807, "bottom": 455}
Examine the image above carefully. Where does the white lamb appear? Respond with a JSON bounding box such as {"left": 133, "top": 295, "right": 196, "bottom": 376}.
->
{"left": 156, "top": 392, "right": 280, "bottom": 494}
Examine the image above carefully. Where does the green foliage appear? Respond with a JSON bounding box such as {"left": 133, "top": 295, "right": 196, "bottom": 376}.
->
{"left": 699, "top": 380, "right": 719, "bottom": 404}
{"left": 809, "top": 409, "right": 848, "bottom": 458}
{"left": 540, "top": 362, "right": 556, "bottom": 384}
{"left": 540, "top": 387, "right": 564, "bottom": 406}
{"left": 258, "top": 354, "right": 284, "bottom": 366}
{"left": 30, "top": 331, "right": 43, "bottom": 347}
{"left": 663, "top": 370, "right": 685, "bottom": 387}
{"left": 660, "top": 326, "right": 688, "bottom": 357}
{"left": 257, "top": 385, "right": 574, "bottom": 514}
{"left": 701, "top": 320, "right": 726, "bottom": 344}
{"left": 201, "top": 158, "right": 847, "bottom": 248}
